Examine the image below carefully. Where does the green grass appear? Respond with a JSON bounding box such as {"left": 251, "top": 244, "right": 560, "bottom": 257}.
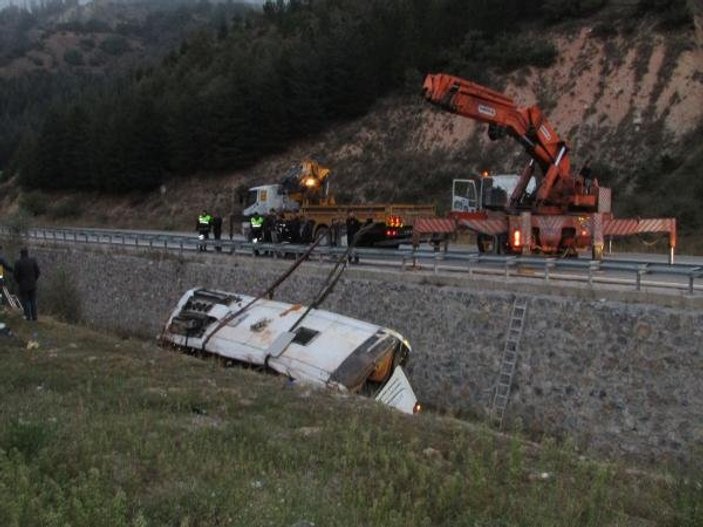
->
{"left": 0, "top": 311, "right": 700, "bottom": 526}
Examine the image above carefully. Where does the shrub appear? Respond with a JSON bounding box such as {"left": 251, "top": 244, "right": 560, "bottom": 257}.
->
{"left": 1, "top": 209, "right": 31, "bottom": 239}
{"left": 63, "top": 48, "right": 84, "bottom": 66}
{"left": 41, "top": 266, "right": 82, "bottom": 324}
{"left": 19, "top": 191, "right": 49, "bottom": 216}
{"left": 48, "top": 196, "right": 83, "bottom": 220}
{"left": 80, "top": 38, "right": 96, "bottom": 51}
{"left": 99, "top": 36, "right": 130, "bottom": 56}
{"left": 0, "top": 419, "right": 53, "bottom": 460}
{"left": 591, "top": 22, "right": 618, "bottom": 39}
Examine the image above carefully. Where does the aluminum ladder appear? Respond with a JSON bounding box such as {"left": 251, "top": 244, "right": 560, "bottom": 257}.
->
{"left": 490, "top": 296, "right": 529, "bottom": 429}
{"left": 1, "top": 286, "right": 22, "bottom": 312}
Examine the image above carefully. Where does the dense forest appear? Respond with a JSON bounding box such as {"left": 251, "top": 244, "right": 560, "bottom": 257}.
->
{"left": 0, "top": 0, "right": 696, "bottom": 226}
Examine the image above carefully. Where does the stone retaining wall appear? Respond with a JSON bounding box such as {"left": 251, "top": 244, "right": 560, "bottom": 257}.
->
{"left": 29, "top": 244, "right": 703, "bottom": 464}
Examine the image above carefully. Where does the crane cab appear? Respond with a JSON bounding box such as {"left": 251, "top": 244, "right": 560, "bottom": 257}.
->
{"left": 452, "top": 174, "right": 534, "bottom": 214}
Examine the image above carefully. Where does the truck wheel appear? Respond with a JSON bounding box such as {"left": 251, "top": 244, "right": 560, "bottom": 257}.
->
{"left": 477, "top": 233, "right": 492, "bottom": 253}
{"left": 495, "top": 233, "right": 508, "bottom": 255}
{"left": 559, "top": 228, "right": 578, "bottom": 258}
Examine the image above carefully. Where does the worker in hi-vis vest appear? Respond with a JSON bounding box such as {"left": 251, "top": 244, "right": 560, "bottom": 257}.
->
{"left": 196, "top": 210, "right": 213, "bottom": 252}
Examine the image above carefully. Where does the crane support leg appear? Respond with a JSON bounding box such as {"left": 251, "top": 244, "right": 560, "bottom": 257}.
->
{"left": 592, "top": 213, "right": 604, "bottom": 260}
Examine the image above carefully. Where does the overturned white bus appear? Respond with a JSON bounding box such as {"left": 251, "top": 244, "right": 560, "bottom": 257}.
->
{"left": 161, "top": 288, "right": 419, "bottom": 414}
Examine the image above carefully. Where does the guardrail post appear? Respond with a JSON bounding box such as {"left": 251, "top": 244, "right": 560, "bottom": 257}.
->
{"left": 466, "top": 254, "right": 479, "bottom": 277}
{"left": 504, "top": 257, "right": 516, "bottom": 279}
{"left": 636, "top": 266, "right": 647, "bottom": 291}
{"left": 588, "top": 261, "right": 599, "bottom": 287}
{"left": 688, "top": 270, "right": 702, "bottom": 295}
{"left": 544, "top": 258, "right": 555, "bottom": 282}
{"left": 433, "top": 253, "right": 439, "bottom": 275}
{"left": 401, "top": 254, "right": 406, "bottom": 271}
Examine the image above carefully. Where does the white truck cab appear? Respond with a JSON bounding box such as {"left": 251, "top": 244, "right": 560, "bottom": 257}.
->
{"left": 452, "top": 174, "right": 536, "bottom": 212}
{"left": 243, "top": 184, "right": 300, "bottom": 217}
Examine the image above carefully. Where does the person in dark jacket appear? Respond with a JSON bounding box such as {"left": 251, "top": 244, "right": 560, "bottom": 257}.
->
{"left": 345, "top": 211, "right": 362, "bottom": 263}
{"left": 263, "top": 209, "right": 276, "bottom": 244}
{"left": 211, "top": 212, "right": 223, "bottom": 252}
{"left": 13, "top": 248, "right": 40, "bottom": 321}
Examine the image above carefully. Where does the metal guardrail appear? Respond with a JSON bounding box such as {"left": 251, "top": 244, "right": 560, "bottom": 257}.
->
{"left": 2, "top": 226, "right": 701, "bottom": 294}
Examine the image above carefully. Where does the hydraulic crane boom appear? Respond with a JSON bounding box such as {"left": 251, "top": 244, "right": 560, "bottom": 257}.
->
{"left": 422, "top": 73, "right": 596, "bottom": 214}
{"left": 281, "top": 159, "right": 334, "bottom": 205}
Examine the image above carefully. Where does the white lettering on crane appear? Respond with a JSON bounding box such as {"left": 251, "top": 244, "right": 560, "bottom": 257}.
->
{"left": 539, "top": 125, "right": 552, "bottom": 141}
{"left": 478, "top": 104, "right": 496, "bottom": 117}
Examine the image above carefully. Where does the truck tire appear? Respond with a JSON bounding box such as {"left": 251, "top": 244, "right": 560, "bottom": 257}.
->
{"left": 558, "top": 228, "right": 578, "bottom": 258}
{"left": 495, "top": 233, "right": 508, "bottom": 255}
{"left": 477, "top": 233, "right": 492, "bottom": 253}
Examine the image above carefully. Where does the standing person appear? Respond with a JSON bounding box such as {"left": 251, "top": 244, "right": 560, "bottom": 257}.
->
{"left": 329, "top": 220, "right": 339, "bottom": 247}
{"left": 0, "top": 245, "right": 13, "bottom": 306}
{"left": 579, "top": 160, "right": 593, "bottom": 194}
{"left": 276, "top": 211, "right": 288, "bottom": 242}
{"left": 249, "top": 211, "right": 264, "bottom": 256}
{"left": 264, "top": 209, "right": 277, "bottom": 244}
{"left": 288, "top": 213, "right": 301, "bottom": 244}
{"left": 211, "top": 212, "right": 223, "bottom": 252}
{"left": 196, "top": 210, "right": 212, "bottom": 252}
{"left": 13, "top": 248, "right": 40, "bottom": 321}
{"left": 345, "top": 211, "right": 361, "bottom": 264}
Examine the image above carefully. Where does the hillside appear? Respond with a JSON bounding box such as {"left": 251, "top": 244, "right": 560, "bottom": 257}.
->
{"left": 0, "top": 310, "right": 700, "bottom": 526}
{"left": 0, "top": 0, "right": 255, "bottom": 78}
{"left": 0, "top": 0, "right": 257, "bottom": 165}
{"left": 0, "top": 1, "right": 701, "bottom": 247}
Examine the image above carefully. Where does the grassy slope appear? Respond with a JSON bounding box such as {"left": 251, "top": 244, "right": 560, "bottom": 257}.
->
{"left": 0, "top": 311, "right": 700, "bottom": 526}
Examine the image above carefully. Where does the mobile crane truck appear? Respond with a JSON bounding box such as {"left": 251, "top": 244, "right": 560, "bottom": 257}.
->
{"left": 415, "top": 73, "right": 677, "bottom": 263}
{"left": 242, "top": 159, "right": 435, "bottom": 247}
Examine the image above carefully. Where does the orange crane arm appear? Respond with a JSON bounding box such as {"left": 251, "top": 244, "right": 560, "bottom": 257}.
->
{"left": 422, "top": 73, "right": 576, "bottom": 211}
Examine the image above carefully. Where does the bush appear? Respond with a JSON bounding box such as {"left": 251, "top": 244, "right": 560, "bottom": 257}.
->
{"left": 0, "top": 419, "right": 53, "bottom": 460}
{"left": 591, "top": 22, "right": 618, "bottom": 39}
{"left": 63, "top": 48, "right": 84, "bottom": 66}
{"left": 19, "top": 191, "right": 49, "bottom": 216}
{"left": 80, "top": 38, "right": 96, "bottom": 51}
{"left": 1, "top": 209, "right": 31, "bottom": 238}
{"left": 41, "top": 266, "right": 82, "bottom": 324}
{"left": 48, "top": 196, "right": 83, "bottom": 220}
{"left": 99, "top": 36, "right": 130, "bottom": 56}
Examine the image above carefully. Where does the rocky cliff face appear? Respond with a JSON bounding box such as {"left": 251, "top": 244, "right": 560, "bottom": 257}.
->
{"left": 313, "top": 17, "right": 703, "bottom": 206}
